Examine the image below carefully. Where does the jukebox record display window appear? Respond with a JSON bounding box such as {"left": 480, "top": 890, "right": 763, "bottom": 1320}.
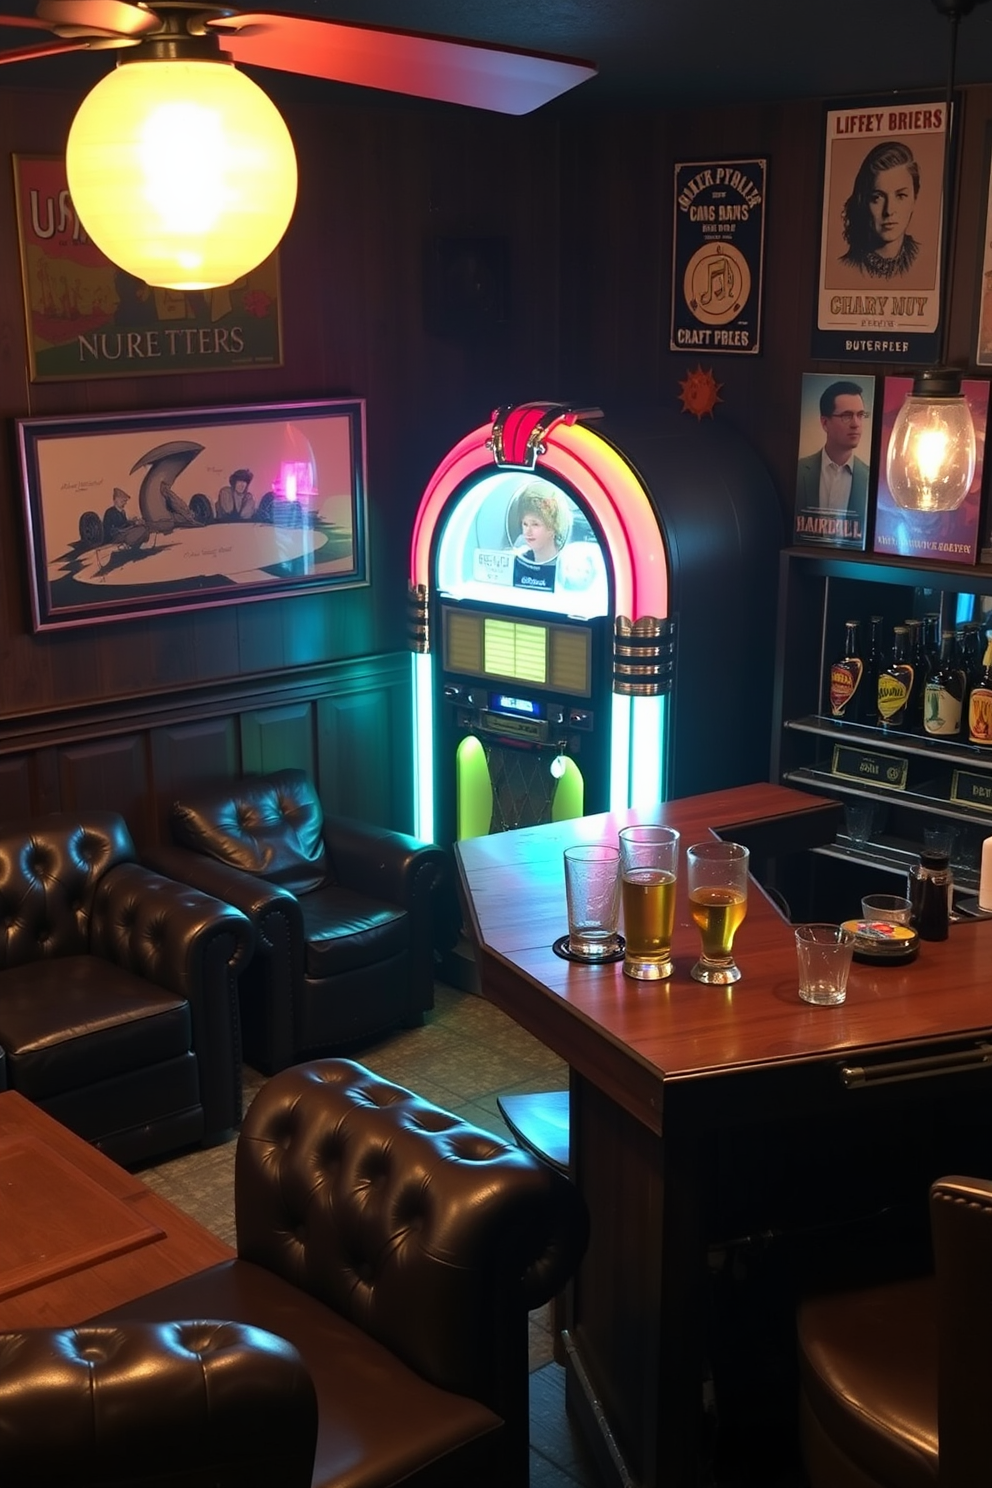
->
{"left": 442, "top": 606, "right": 593, "bottom": 696}
{"left": 435, "top": 469, "right": 610, "bottom": 620}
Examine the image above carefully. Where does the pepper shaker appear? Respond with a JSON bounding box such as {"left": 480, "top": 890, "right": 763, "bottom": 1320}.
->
{"left": 909, "top": 849, "right": 952, "bottom": 941}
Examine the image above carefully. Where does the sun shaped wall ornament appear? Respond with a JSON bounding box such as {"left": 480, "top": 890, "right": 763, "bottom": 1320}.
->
{"left": 678, "top": 366, "right": 723, "bottom": 419}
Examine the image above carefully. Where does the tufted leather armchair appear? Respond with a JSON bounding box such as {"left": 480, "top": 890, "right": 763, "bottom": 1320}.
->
{"left": 0, "top": 811, "right": 252, "bottom": 1165}
{"left": 149, "top": 769, "right": 458, "bottom": 1073}
{"left": 797, "top": 1174, "right": 992, "bottom": 1488}
{"left": 95, "top": 1057, "right": 591, "bottom": 1488}
{"left": 0, "top": 1319, "right": 318, "bottom": 1487}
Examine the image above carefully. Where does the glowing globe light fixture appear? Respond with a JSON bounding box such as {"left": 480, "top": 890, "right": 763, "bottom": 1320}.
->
{"left": 66, "top": 35, "right": 297, "bottom": 291}
{"left": 885, "top": 368, "right": 976, "bottom": 512}
{"left": 886, "top": 0, "right": 988, "bottom": 513}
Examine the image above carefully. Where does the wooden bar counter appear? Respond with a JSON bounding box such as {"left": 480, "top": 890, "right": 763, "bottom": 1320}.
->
{"left": 455, "top": 783, "right": 992, "bottom": 1488}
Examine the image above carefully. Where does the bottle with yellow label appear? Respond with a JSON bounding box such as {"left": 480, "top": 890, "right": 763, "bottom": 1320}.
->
{"left": 967, "top": 633, "right": 992, "bottom": 746}
{"left": 828, "top": 619, "right": 864, "bottom": 723}
{"left": 877, "top": 625, "right": 914, "bottom": 730}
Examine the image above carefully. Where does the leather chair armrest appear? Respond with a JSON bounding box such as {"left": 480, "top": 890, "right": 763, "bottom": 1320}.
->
{"left": 90, "top": 864, "right": 254, "bottom": 1138}
{"left": 325, "top": 817, "right": 459, "bottom": 958}
{"left": 0, "top": 1321, "right": 317, "bottom": 1488}
{"left": 930, "top": 1175, "right": 992, "bottom": 1488}
{"left": 235, "top": 1059, "right": 589, "bottom": 1423}
{"left": 144, "top": 844, "right": 304, "bottom": 1077}
{"left": 144, "top": 844, "right": 302, "bottom": 940}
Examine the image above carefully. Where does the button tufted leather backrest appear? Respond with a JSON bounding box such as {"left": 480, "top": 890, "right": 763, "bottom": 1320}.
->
{"left": 0, "top": 1320, "right": 317, "bottom": 1488}
{"left": 0, "top": 812, "right": 136, "bottom": 968}
{"left": 170, "top": 769, "right": 329, "bottom": 895}
{"left": 234, "top": 1058, "right": 589, "bottom": 1405}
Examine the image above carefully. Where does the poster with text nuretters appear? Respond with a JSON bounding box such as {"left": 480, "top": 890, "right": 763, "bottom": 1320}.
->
{"left": 670, "top": 159, "right": 766, "bottom": 355}
{"left": 872, "top": 376, "right": 989, "bottom": 565}
{"left": 13, "top": 155, "right": 283, "bottom": 382}
{"left": 812, "top": 98, "right": 947, "bottom": 364}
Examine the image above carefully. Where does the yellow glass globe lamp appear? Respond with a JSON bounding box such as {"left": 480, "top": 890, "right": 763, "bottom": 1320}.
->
{"left": 66, "top": 55, "right": 298, "bottom": 291}
{"left": 885, "top": 368, "right": 977, "bottom": 514}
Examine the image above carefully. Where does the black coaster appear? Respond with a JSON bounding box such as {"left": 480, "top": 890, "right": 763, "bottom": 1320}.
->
{"left": 552, "top": 934, "right": 625, "bottom": 964}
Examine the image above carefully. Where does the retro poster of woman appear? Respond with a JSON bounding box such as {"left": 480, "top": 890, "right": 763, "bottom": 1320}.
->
{"left": 812, "top": 99, "right": 947, "bottom": 364}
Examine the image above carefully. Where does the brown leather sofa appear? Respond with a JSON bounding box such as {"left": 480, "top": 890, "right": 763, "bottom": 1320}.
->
{"left": 797, "top": 1173, "right": 992, "bottom": 1488}
{"left": 0, "top": 810, "right": 252, "bottom": 1165}
{"left": 93, "top": 1057, "right": 590, "bottom": 1488}
{"left": 0, "top": 1319, "right": 318, "bottom": 1487}
{"left": 149, "top": 768, "right": 458, "bottom": 1073}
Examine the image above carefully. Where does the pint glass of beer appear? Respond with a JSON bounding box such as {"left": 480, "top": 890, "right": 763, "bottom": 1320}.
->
{"left": 618, "top": 825, "right": 680, "bottom": 980}
{"left": 686, "top": 840, "right": 749, "bottom": 984}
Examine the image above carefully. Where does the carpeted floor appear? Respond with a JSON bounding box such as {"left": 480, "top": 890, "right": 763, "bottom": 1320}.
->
{"left": 135, "top": 982, "right": 606, "bottom": 1488}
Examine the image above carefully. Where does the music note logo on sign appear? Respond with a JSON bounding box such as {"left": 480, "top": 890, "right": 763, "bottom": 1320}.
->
{"left": 671, "top": 159, "right": 767, "bottom": 357}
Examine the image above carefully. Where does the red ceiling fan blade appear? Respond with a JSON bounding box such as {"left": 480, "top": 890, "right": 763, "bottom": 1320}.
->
{"left": 211, "top": 11, "right": 596, "bottom": 115}
{"left": 0, "top": 33, "right": 90, "bottom": 63}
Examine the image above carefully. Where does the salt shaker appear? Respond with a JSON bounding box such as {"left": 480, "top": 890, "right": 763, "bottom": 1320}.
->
{"left": 909, "top": 849, "right": 952, "bottom": 941}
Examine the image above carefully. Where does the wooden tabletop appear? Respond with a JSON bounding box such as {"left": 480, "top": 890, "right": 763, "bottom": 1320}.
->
{"left": 457, "top": 783, "right": 992, "bottom": 1133}
{"left": 0, "top": 1091, "right": 232, "bottom": 1330}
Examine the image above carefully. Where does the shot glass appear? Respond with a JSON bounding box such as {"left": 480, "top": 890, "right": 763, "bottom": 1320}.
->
{"left": 563, "top": 844, "right": 621, "bottom": 960}
{"left": 618, "top": 825, "right": 680, "bottom": 980}
{"left": 860, "top": 893, "right": 913, "bottom": 926}
{"left": 795, "top": 923, "right": 856, "bottom": 1006}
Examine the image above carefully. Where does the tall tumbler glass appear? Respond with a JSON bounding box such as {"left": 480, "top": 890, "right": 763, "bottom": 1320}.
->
{"left": 618, "top": 825, "right": 680, "bottom": 980}
{"left": 686, "top": 840, "right": 750, "bottom": 984}
{"left": 563, "top": 844, "right": 622, "bottom": 959}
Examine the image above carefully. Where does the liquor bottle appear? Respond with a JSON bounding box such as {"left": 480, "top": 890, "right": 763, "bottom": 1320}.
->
{"left": 877, "top": 626, "right": 914, "bottom": 730}
{"left": 863, "top": 615, "right": 884, "bottom": 728}
{"left": 960, "top": 623, "right": 983, "bottom": 690}
{"left": 828, "top": 620, "right": 864, "bottom": 723}
{"left": 967, "top": 633, "right": 992, "bottom": 746}
{"left": 923, "top": 612, "right": 942, "bottom": 669}
{"left": 904, "top": 618, "right": 927, "bottom": 730}
{"left": 923, "top": 629, "right": 966, "bottom": 738}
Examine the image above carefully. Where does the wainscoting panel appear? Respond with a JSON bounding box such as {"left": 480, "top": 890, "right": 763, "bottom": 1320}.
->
{"left": 0, "top": 652, "right": 415, "bottom": 846}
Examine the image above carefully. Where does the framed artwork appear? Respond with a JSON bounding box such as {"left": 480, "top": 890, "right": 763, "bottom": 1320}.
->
{"left": 794, "top": 372, "right": 876, "bottom": 550}
{"left": 812, "top": 98, "right": 947, "bottom": 364}
{"left": 16, "top": 399, "right": 368, "bottom": 632}
{"left": 975, "top": 128, "right": 992, "bottom": 368}
{"left": 873, "top": 376, "right": 989, "bottom": 565}
{"left": 12, "top": 155, "right": 283, "bottom": 381}
{"left": 670, "top": 158, "right": 766, "bottom": 355}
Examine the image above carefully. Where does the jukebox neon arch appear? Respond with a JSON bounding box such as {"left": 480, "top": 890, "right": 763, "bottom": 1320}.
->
{"left": 409, "top": 403, "right": 673, "bottom": 844}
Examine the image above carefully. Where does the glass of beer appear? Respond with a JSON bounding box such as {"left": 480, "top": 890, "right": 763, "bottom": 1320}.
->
{"left": 618, "top": 825, "right": 680, "bottom": 980}
{"left": 686, "top": 840, "right": 749, "bottom": 984}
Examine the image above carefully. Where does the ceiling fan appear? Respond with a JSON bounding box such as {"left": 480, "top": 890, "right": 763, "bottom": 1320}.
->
{"left": 0, "top": 3, "right": 596, "bottom": 290}
{"left": 0, "top": 1, "right": 597, "bottom": 116}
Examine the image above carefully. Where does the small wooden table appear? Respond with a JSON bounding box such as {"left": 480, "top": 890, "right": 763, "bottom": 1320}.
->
{"left": 456, "top": 783, "right": 992, "bottom": 1488}
{"left": 0, "top": 1091, "right": 232, "bottom": 1330}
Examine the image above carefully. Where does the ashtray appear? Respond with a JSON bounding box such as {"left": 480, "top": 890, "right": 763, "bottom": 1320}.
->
{"left": 841, "top": 917, "right": 920, "bottom": 966}
{"left": 552, "top": 934, "right": 626, "bottom": 964}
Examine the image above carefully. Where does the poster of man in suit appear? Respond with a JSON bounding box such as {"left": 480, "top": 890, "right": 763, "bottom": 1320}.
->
{"left": 794, "top": 373, "right": 876, "bottom": 550}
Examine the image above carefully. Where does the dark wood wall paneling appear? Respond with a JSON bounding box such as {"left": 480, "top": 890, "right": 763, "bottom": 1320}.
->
{"left": 0, "top": 83, "right": 562, "bottom": 840}
{"left": 3, "top": 78, "right": 992, "bottom": 842}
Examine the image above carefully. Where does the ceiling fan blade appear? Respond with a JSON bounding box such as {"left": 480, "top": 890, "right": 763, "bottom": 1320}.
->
{"left": 0, "top": 33, "right": 91, "bottom": 63}
{"left": 35, "top": 0, "right": 159, "bottom": 38}
{"left": 211, "top": 11, "right": 596, "bottom": 115}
